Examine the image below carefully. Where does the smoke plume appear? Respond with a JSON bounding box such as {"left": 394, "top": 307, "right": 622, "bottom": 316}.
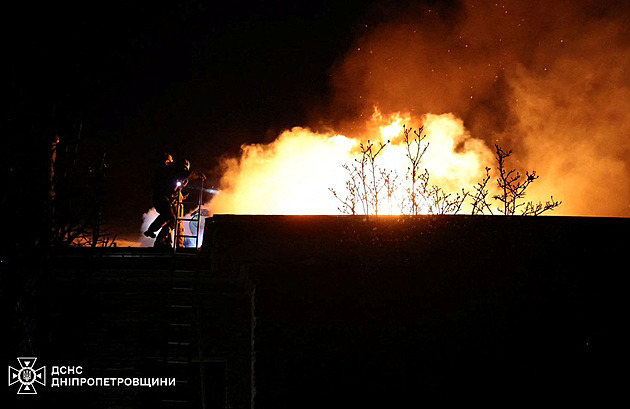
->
{"left": 205, "top": 0, "right": 630, "bottom": 218}
{"left": 329, "top": 0, "right": 630, "bottom": 216}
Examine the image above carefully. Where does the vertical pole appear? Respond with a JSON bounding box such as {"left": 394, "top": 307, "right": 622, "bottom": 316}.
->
{"left": 173, "top": 191, "right": 180, "bottom": 255}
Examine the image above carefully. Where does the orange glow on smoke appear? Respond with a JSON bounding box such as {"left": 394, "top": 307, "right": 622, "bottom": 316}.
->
{"left": 136, "top": 0, "right": 630, "bottom": 246}
{"left": 208, "top": 109, "right": 494, "bottom": 215}
{"left": 207, "top": 0, "right": 630, "bottom": 218}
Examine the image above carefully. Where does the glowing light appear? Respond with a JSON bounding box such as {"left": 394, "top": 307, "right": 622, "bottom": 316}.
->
{"left": 207, "top": 110, "right": 493, "bottom": 216}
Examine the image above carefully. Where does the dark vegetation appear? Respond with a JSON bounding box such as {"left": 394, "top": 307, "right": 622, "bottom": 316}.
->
{"left": 331, "top": 124, "right": 562, "bottom": 216}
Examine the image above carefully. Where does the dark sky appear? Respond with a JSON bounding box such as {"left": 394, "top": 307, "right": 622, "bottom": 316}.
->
{"left": 4, "top": 0, "right": 416, "bottom": 243}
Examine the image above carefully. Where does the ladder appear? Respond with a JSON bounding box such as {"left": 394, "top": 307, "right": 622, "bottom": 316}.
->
{"left": 172, "top": 172, "right": 207, "bottom": 253}
{"left": 161, "top": 262, "right": 228, "bottom": 408}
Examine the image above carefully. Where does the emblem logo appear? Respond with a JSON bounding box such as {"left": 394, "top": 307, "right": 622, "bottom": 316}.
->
{"left": 8, "top": 357, "right": 46, "bottom": 394}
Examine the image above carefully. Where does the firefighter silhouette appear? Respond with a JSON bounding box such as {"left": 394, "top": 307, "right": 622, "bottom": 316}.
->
{"left": 144, "top": 155, "right": 190, "bottom": 249}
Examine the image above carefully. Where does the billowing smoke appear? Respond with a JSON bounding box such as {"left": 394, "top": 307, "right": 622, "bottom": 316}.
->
{"left": 328, "top": 0, "right": 630, "bottom": 216}
{"left": 140, "top": 208, "right": 158, "bottom": 247}
{"left": 131, "top": 0, "right": 630, "bottom": 246}
{"left": 139, "top": 206, "right": 206, "bottom": 248}
{"left": 201, "top": 0, "right": 630, "bottom": 218}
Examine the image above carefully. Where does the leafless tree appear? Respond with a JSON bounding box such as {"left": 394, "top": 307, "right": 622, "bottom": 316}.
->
{"left": 362, "top": 140, "right": 389, "bottom": 215}
{"left": 402, "top": 125, "right": 430, "bottom": 215}
{"left": 428, "top": 186, "right": 468, "bottom": 215}
{"left": 331, "top": 126, "right": 561, "bottom": 217}
{"left": 470, "top": 167, "right": 494, "bottom": 215}
{"left": 49, "top": 127, "right": 117, "bottom": 247}
{"left": 381, "top": 167, "right": 400, "bottom": 216}
{"left": 329, "top": 164, "right": 361, "bottom": 215}
{"left": 331, "top": 139, "right": 391, "bottom": 215}
{"left": 493, "top": 144, "right": 561, "bottom": 216}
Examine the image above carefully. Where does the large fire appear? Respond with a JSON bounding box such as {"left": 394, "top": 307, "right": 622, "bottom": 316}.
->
{"left": 139, "top": 0, "right": 630, "bottom": 246}
{"left": 208, "top": 109, "right": 494, "bottom": 216}
{"left": 206, "top": 0, "right": 630, "bottom": 218}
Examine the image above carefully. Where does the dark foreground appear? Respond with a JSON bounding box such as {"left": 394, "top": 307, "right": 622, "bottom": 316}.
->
{"left": 2, "top": 215, "right": 628, "bottom": 408}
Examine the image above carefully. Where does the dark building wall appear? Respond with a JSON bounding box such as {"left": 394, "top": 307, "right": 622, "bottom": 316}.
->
{"left": 203, "top": 215, "right": 628, "bottom": 407}
{"left": 2, "top": 251, "right": 254, "bottom": 409}
{"left": 3, "top": 215, "right": 628, "bottom": 408}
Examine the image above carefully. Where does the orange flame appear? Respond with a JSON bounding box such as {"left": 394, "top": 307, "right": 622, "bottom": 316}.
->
{"left": 208, "top": 109, "right": 494, "bottom": 215}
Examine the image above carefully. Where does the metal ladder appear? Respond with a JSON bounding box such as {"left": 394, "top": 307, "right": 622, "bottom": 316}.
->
{"left": 161, "top": 253, "right": 228, "bottom": 408}
{"left": 161, "top": 263, "right": 201, "bottom": 407}
{"left": 172, "top": 173, "right": 207, "bottom": 253}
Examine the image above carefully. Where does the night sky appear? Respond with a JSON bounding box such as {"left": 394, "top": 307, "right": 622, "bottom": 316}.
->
{"left": 3, "top": 0, "right": 409, "bottom": 243}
